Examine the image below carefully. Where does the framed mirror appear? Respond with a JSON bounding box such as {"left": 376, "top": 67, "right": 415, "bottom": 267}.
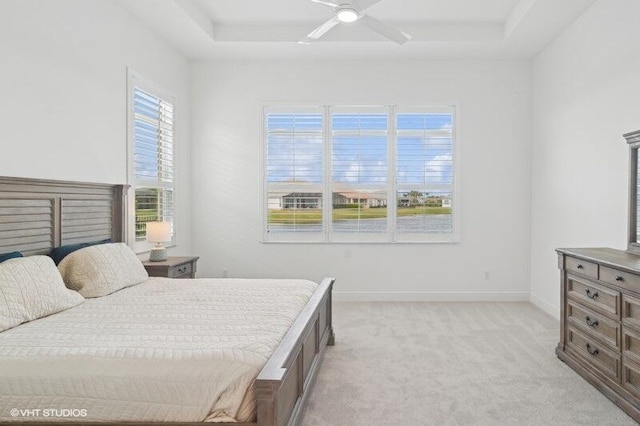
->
{"left": 626, "top": 130, "right": 640, "bottom": 254}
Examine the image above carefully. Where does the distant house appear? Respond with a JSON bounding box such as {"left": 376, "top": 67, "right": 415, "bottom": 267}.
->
{"left": 337, "top": 192, "right": 387, "bottom": 208}
{"left": 332, "top": 193, "right": 348, "bottom": 205}
{"left": 274, "top": 192, "right": 387, "bottom": 210}
{"left": 282, "top": 192, "right": 323, "bottom": 209}
{"left": 425, "top": 195, "right": 452, "bottom": 208}
{"left": 267, "top": 197, "right": 283, "bottom": 210}
{"left": 398, "top": 194, "right": 452, "bottom": 208}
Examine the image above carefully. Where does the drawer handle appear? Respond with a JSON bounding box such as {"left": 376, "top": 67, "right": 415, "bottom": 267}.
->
{"left": 585, "top": 316, "right": 599, "bottom": 327}
{"left": 585, "top": 289, "right": 599, "bottom": 299}
{"left": 615, "top": 275, "right": 624, "bottom": 282}
{"left": 576, "top": 264, "right": 584, "bottom": 269}
{"left": 585, "top": 343, "right": 599, "bottom": 356}
{"left": 178, "top": 267, "right": 187, "bottom": 274}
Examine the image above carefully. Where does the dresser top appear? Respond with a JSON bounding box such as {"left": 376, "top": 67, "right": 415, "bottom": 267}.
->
{"left": 556, "top": 247, "right": 640, "bottom": 274}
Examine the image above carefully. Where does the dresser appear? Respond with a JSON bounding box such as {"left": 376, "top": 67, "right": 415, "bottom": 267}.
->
{"left": 557, "top": 247, "right": 640, "bottom": 420}
{"left": 142, "top": 256, "right": 199, "bottom": 279}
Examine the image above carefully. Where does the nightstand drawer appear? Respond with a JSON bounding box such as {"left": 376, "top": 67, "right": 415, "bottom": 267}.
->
{"left": 169, "top": 262, "right": 193, "bottom": 278}
{"left": 143, "top": 256, "right": 199, "bottom": 279}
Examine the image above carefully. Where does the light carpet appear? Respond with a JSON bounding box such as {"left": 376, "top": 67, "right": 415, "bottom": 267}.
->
{"left": 300, "top": 302, "right": 636, "bottom": 426}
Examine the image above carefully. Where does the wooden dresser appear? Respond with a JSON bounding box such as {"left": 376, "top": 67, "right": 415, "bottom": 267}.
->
{"left": 557, "top": 247, "right": 640, "bottom": 420}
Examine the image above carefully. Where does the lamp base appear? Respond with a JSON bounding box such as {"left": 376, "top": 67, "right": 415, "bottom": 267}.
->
{"left": 149, "top": 247, "right": 168, "bottom": 262}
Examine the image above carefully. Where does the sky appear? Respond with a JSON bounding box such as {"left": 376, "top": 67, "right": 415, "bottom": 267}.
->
{"left": 133, "top": 88, "right": 174, "bottom": 183}
{"left": 266, "top": 111, "right": 453, "bottom": 190}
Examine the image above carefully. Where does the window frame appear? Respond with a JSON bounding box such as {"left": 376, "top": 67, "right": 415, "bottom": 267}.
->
{"left": 261, "top": 104, "right": 460, "bottom": 244}
{"left": 126, "top": 69, "right": 177, "bottom": 253}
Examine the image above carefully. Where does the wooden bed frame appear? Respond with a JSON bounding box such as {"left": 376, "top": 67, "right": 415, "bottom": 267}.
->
{"left": 0, "top": 176, "right": 335, "bottom": 426}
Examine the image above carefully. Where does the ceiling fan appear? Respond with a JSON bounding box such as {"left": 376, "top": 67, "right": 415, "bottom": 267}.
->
{"left": 301, "top": 0, "right": 412, "bottom": 45}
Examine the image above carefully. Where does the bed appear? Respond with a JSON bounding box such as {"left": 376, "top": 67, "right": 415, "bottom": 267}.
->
{"left": 0, "top": 176, "right": 335, "bottom": 425}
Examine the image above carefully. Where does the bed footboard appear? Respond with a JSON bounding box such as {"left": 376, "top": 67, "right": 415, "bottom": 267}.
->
{"left": 254, "top": 277, "right": 335, "bottom": 426}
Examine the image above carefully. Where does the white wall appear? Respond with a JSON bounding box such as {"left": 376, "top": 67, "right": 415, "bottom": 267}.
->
{"left": 0, "top": 0, "right": 192, "bottom": 254}
{"left": 530, "top": 0, "right": 640, "bottom": 317}
{"left": 191, "top": 59, "right": 532, "bottom": 300}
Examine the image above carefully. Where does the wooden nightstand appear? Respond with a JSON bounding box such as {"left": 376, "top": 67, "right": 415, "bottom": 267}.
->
{"left": 142, "top": 256, "right": 199, "bottom": 279}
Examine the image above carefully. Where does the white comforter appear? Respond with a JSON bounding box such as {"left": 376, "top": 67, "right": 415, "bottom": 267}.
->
{"left": 0, "top": 277, "right": 318, "bottom": 423}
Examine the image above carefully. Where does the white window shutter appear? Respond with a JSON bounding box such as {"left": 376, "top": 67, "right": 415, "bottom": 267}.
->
{"left": 132, "top": 87, "right": 175, "bottom": 242}
{"left": 263, "top": 105, "right": 457, "bottom": 243}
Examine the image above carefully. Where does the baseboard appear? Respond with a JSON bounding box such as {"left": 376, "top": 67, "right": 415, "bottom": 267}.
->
{"left": 529, "top": 293, "right": 560, "bottom": 319}
{"left": 333, "top": 291, "right": 530, "bottom": 302}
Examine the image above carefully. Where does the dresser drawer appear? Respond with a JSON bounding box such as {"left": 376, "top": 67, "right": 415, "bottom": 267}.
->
{"left": 567, "top": 326, "right": 621, "bottom": 382}
{"left": 623, "top": 294, "right": 640, "bottom": 332}
{"left": 601, "top": 266, "right": 640, "bottom": 293}
{"left": 565, "top": 256, "right": 598, "bottom": 280}
{"left": 623, "top": 327, "right": 640, "bottom": 365}
{"left": 567, "top": 275, "right": 620, "bottom": 318}
{"left": 169, "top": 261, "right": 193, "bottom": 278}
{"left": 623, "top": 357, "right": 640, "bottom": 400}
{"left": 567, "top": 299, "right": 620, "bottom": 350}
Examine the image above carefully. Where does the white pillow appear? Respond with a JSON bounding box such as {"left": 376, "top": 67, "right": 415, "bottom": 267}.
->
{"left": 58, "top": 242, "right": 148, "bottom": 298}
{"left": 0, "top": 256, "right": 84, "bottom": 332}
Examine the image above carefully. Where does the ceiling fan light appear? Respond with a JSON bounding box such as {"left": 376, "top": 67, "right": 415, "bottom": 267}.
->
{"left": 336, "top": 7, "right": 359, "bottom": 23}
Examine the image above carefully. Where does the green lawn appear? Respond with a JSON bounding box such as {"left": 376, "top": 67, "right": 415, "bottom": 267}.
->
{"left": 268, "top": 207, "right": 451, "bottom": 224}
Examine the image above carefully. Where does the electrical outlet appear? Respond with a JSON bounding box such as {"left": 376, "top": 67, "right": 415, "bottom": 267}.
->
{"left": 483, "top": 271, "right": 490, "bottom": 280}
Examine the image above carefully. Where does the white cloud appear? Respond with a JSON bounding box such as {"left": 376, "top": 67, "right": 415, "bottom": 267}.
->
{"left": 424, "top": 154, "right": 452, "bottom": 184}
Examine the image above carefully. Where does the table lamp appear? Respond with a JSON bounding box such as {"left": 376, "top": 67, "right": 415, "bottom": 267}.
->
{"left": 146, "top": 221, "right": 171, "bottom": 262}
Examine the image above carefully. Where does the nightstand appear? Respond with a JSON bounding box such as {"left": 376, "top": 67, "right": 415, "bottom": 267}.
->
{"left": 142, "top": 256, "right": 199, "bottom": 279}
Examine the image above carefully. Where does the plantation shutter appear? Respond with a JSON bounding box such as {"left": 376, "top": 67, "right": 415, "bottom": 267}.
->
{"left": 264, "top": 106, "right": 324, "bottom": 242}
{"left": 396, "top": 107, "right": 455, "bottom": 241}
{"left": 133, "top": 87, "right": 175, "bottom": 241}
{"left": 262, "top": 105, "right": 458, "bottom": 243}
{"left": 331, "top": 108, "right": 388, "bottom": 242}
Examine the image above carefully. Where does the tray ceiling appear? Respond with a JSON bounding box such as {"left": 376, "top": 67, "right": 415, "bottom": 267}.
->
{"left": 117, "top": 0, "right": 597, "bottom": 59}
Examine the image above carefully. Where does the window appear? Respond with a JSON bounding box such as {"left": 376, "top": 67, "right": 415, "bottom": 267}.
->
{"left": 264, "top": 107, "right": 324, "bottom": 242}
{"left": 331, "top": 108, "right": 388, "bottom": 242}
{"left": 128, "top": 72, "right": 175, "bottom": 249}
{"left": 396, "top": 108, "right": 454, "bottom": 241}
{"left": 263, "top": 105, "right": 458, "bottom": 243}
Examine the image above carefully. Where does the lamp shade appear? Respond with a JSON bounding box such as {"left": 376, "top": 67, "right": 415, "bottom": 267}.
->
{"left": 146, "top": 222, "right": 172, "bottom": 243}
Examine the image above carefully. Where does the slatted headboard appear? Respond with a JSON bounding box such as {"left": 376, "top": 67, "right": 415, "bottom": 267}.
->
{"left": 0, "top": 176, "right": 128, "bottom": 255}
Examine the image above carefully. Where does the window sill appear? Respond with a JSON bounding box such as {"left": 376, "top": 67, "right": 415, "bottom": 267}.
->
{"left": 260, "top": 240, "right": 460, "bottom": 245}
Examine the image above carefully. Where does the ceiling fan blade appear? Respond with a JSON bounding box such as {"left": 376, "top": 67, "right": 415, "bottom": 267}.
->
{"left": 300, "top": 16, "right": 341, "bottom": 43}
{"left": 310, "top": 0, "right": 341, "bottom": 8}
{"left": 354, "top": 0, "right": 382, "bottom": 11}
{"left": 359, "top": 15, "right": 412, "bottom": 45}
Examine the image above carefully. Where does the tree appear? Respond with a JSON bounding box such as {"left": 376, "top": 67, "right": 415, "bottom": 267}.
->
{"left": 405, "top": 190, "right": 424, "bottom": 207}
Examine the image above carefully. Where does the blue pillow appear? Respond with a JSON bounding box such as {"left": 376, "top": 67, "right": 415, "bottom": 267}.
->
{"left": 0, "top": 251, "right": 23, "bottom": 263}
{"left": 49, "top": 238, "right": 112, "bottom": 265}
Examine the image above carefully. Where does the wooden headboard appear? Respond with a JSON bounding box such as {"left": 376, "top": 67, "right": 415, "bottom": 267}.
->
{"left": 0, "top": 176, "right": 128, "bottom": 255}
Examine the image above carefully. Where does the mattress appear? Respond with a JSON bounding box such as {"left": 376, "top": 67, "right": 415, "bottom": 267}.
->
{"left": 0, "top": 277, "right": 318, "bottom": 423}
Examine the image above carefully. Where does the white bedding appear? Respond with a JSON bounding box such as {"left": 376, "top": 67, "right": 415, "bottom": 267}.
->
{"left": 0, "top": 277, "right": 318, "bottom": 423}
